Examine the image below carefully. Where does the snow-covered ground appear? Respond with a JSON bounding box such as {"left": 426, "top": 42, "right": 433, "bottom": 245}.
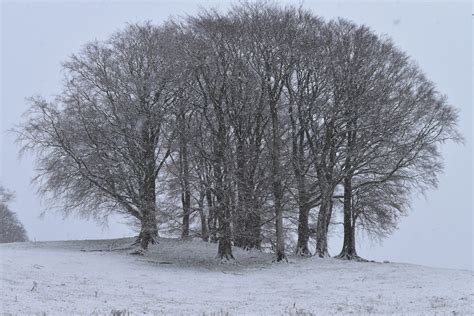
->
{"left": 1, "top": 238, "right": 472, "bottom": 315}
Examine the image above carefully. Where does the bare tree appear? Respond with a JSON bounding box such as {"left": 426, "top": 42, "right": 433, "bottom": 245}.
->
{"left": 231, "top": 2, "right": 308, "bottom": 262}
{"left": 180, "top": 12, "right": 238, "bottom": 259}
{"left": 17, "top": 23, "right": 174, "bottom": 252}
{"left": 319, "top": 20, "right": 463, "bottom": 259}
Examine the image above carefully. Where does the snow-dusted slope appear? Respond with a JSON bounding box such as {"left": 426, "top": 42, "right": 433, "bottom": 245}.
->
{"left": 1, "top": 238, "right": 472, "bottom": 315}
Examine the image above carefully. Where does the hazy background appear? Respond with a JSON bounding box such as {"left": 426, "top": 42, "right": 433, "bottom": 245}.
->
{"left": 1, "top": 1, "right": 472, "bottom": 270}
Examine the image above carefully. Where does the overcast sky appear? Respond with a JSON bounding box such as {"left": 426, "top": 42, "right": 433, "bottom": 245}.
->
{"left": 1, "top": 1, "right": 472, "bottom": 270}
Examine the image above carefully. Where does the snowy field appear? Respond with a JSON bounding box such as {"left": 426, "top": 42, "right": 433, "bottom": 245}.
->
{"left": 0, "top": 238, "right": 472, "bottom": 315}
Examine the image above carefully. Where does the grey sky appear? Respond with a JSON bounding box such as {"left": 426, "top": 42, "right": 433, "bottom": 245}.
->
{"left": 1, "top": 1, "right": 472, "bottom": 270}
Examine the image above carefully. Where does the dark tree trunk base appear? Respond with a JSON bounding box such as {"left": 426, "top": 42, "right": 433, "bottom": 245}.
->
{"left": 335, "top": 251, "right": 367, "bottom": 261}
{"left": 218, "top": 253, "right": 235, "bottom": 262}
{"left": 295, "top": 246, "right": 311, "bottom": 257}
{"left": 315, "top": 250, "right": 330, "bottom": 258}
{"left": 130, "top": 231, "right": 158, "bottom": 254}
{"left": 273, "top": 252, "right": 288, "bottom": 263}
{"left": 217, "top": 245, "right": 235, "bottom": 261}
{"left": 217, "top": 237, "right": 234, "bottom": 261}
{"left": 131, "top": 233, "right": 145, "bottom": 247}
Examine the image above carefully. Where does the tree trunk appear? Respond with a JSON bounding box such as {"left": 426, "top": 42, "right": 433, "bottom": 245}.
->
{"left": 198, "top": 190, "right": 209, "bottom": 241}
{"left": 314, "top": 127, "right": 337, "bottom": 258}
{"left": 245, "top": 99, "right": 264, "bottom": 251}
{"left": 135, "top": 167, "right": 158, "bottom": 252}
{"left": 234, "top": 140, "right": 262, "bottom": 250}
{"left": 295, "top": 163, "right": 310, "bottom": 256}
{"left": 296, "top": 203, "right": 310, "bottom": 256}
{"left": 218, "top": 223, "right": 234, "bottom": 260}
{"left": 139, "top": 205, "right": 158, "bottom": 251}
{"left": 215, "top": 113, "right": 234, "bottom": 260}
{"left": 304, "top": 114, "right": 337, "bottom": 258}
{"left": 315, "top": 193, "right": 330, "bottom": 258}
{"left": 247, "top": 177, "right": 262, "bottom": 250}
{"left": 217, "top": 216, "right": 234, "bottom": 260}
{"left": 337, "top": 119, "right": 358, "bottom": 260}
{"left": 270, "top": 99, "right": 286, "bottom": 262}
{"left": 179, "top": 111, "right": 191, "bottom": 239}
{"left": 134, "top": 123, "right": 159, "bottom": 253}
{"left": 216, "top": 176, "right": 234, "bottom": 260}
{"left": 206, "top": 187, "right": 217, "bottom": 242}
{"left": 181, "top": 191, "right": 190, "bottom": 239}
{"left": 337, "top": 174, "right": 358, "bottom": 259}
{"left": 247, "top": 207, "right": 261, "bottom": 249}
{"left": 326, "top": 198, "right": 334, "bottom": 237}
{"left": 234, "top": 140, "right": 247, "bottom": 249}
{"left": 314, "top": 167, "right": 334, "bottom": 258}
{"left": 291, "top": 106, "right": 310, "bottom": 256}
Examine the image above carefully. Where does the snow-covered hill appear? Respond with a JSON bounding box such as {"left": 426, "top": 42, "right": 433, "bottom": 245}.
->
{"left": 1, "top": 238, "right": 472, "bottom": 315}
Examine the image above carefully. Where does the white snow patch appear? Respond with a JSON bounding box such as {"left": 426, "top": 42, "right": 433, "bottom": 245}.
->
{"left": 1, "top": 238, "right": 473, "bottom": 315}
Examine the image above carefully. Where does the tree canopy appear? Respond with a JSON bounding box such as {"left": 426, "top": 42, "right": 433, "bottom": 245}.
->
{"left": 17, "top": 2, "right": 461, "bottom": 259}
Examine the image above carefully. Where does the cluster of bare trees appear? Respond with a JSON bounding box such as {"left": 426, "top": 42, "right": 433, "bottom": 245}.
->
{"left": 17, "top": 3, "right": 460, "bottom": 260}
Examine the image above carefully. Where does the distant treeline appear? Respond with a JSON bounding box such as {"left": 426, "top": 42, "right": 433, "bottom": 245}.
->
{"left": 0, "top": 184, "right": 28, "bottom": 243}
